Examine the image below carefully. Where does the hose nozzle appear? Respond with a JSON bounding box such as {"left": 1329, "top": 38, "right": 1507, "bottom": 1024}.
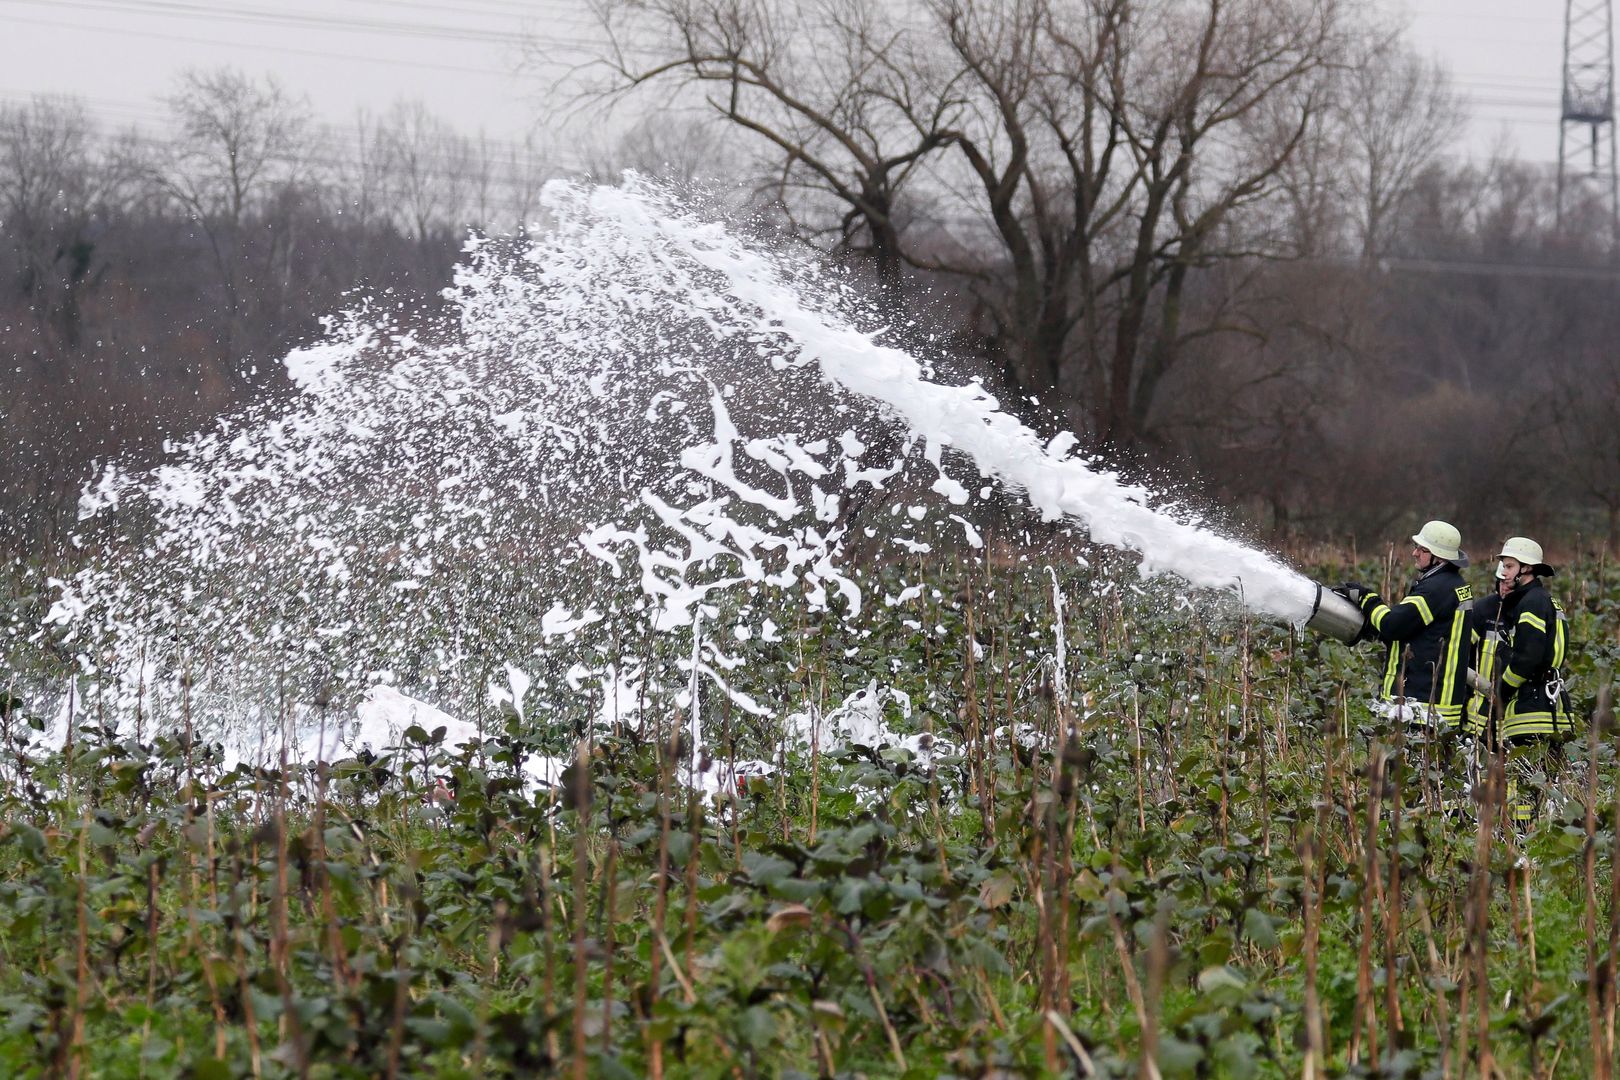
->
{"left": 1303, "top": 582, "right": 1367, "bottom": 644}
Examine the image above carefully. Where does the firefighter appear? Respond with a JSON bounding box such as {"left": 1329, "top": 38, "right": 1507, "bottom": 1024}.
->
{"left": 1337, "top": 520, "right": 1474, "bottom": 729}
{"left": 1463, "top": 561, "right": 1511, "bottom": 737}
{"left": 1491, "top": 537, "right": 1571, "bottom": 739}
{"left": 1480, "top": 537, "right": 1572, "bottom": 824}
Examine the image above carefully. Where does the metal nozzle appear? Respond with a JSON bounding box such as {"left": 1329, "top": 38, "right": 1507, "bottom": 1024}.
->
{"left": 1303, "top": 582, "right": 1367, "bottom": 644}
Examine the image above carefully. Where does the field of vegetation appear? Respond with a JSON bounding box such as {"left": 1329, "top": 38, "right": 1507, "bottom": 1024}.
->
{"left": 1, "top": 546, "right": 1618, "bottom": 1078}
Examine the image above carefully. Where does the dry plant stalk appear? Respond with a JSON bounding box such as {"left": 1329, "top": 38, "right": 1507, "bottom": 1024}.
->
{"left": 67, "top": 806, "right": 90, "bottom": 1080}
{"left": 383, "top": 867, "right": 411, "bottom": 1080}
{"left": 183, "top": 788, "right": 229, "bottom": 1064}
{"left": 538, "top": 827, "right": 559, "bottom": 1065}
{"left": 1130, "top": 688, "right": 1147, "bottom": 835}
{"left": 600, "top": 841, "right": 620, "bottom": 1055}
{"left": 1144, "top": 906, "right": 1170, "bottom": 1080}
{"left": 834, "top": 918, "right": 907, "bottom": 1072}
{"left": 1029, "top": 808, "right": 1056, "bottom": 1072}
{"left": 1350, "top": 748, "right": 1385, "bottom": 1069}
{"left": 964, "top": 580, "right": 991, "bottom": 838}
{"left": 1301, "top": 829, "right": 1327, "bottom": 1080}
{"left": 647, "top": 712, "right": 676, "bottom": 1080}
{"left": 1105, "top": 891, "right": 1160, "bottom": 1080}
{"left": 1385, "top": 734, "right": 1406, "bottom": 1050}
{"left": 572, "top": 738, "right": 592, "bottom": 1080}
{"left": 683, "top": 782, "right": 701, "bottom": 999}
{"left": 1585, "top": 704, "right": 1612, "bottom": 1080}
{"left": 1460, "top": 754, "right": 1501, "bottom": 1079}
{"left": 1598, "top": 681, "right": 1618, "bottom": 1075}
{"left": 1415, "top": 891, "right": 1453, "bottom": 1076}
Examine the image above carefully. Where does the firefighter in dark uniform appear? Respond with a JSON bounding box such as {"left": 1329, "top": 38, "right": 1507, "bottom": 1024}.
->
{"left": 1338, "top": 520, "right": 1474, "bottom": 729}
{"left": 1478, "top": 537, "right": 1572, "bottom": 824}
{"left": 1493, "top": 537, "right": 1571, "bottom": 739}
{"left": 1463, "top": 562, "right": 1511, "bottom": 737}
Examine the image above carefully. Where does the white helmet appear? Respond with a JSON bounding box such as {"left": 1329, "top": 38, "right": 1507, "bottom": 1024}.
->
{"left": 1498, "top": 536, "right": 1555, "bottom": 576}
{"left": 1498, "top": 536, "right": 1542, "bottom": 565}
{"left": 1412, "top": 520, "right": 1465, "bottom": 564}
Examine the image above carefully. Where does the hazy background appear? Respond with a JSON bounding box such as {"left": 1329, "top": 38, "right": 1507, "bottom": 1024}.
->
{"left": 4, "top": 0, "right": 1617, "bottom": 557}
{"left": 0, "top": 1, "right": 1571, "bottom": 171}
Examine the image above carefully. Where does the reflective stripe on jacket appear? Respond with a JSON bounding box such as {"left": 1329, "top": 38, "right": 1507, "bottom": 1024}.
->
{"left": 1361, "top": 563, "right": 1473, "bottom": 725}
{"left": 1464, "top": 590, "right": 1506, "bottom": 736}
{"left": 1500, "top": 578, "right": 1570, "bottom": 739}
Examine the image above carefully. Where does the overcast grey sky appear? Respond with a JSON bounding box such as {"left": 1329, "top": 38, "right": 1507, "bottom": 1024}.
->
{"left": 1, "top": 0, "right": 600, "bottom": 174}
{"left": 0, "top": 0, "right": 1577, "bottom": 168}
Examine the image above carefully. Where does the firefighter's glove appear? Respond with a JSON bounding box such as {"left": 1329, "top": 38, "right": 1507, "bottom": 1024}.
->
{"left": 1335, "top": 583, "right": 1378, "bottom": 610}
{"left": 1352, "top": 616, "right": 1375, "bottom": 645}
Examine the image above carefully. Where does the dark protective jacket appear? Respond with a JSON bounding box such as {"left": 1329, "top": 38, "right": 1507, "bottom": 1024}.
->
{"left": 1464, "top": 587, "right": 1508, "bottom": 736}
{"left": 1358, "top": 562, "right": 1473, "bottom": 726}
{"left": 1498, "top": 577, "right": 1571, "bottom": 739}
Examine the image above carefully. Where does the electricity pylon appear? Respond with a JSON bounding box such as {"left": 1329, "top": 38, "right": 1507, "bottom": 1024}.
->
{"left": 1558, "top": 0, "right": 1620, "bottom": 240}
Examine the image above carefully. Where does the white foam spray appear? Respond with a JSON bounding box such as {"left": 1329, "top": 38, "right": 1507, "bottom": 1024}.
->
{"left": 40, "top": 174, "right": 1315, "bottom": 754}
{"left": 536, "top": 178, "right": 1317, "bottom": 621}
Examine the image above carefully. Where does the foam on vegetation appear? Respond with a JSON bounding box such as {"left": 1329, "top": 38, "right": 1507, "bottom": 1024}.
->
{"left": 38, "top": 175, "right": 1315, "bottom": 757}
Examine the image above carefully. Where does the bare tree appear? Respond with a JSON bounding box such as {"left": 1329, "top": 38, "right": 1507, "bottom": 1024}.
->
{"left": 1550, "top": 347, "right": 1620, "bottom": 541}
{"left": 1269, "top": 96, "right": 1348, "bottom": 258}
{"left": 150, "top": 68, "right": 313, "bottom": 367}
{"left": 585, "top": 0, "right": 1345, "bottom": 449}
{"left": 375, "top": 100, "right": 472, "bottom": 243}
{"left": 342, "top": 109, "right": 394, "bottom": 229}
{"left": 507, "top": 129, "right": 559, "bottom": 229}
{"left": 458, "top": 130, "right": 560, "bottom": 235}
{"left": 590, "top": 0, "right": 964, "bottom": 290}
{"left": 0, "top": 95, "right": 129, "bottom": 348}
{"left": 586, "top": 112, "right": 742, "bottom": 187}
{"left": 467, "top": 131, "right": 501, "bottom": 231}
{"left": 1337, "top": 29, "right": 1459, "bottom": 261}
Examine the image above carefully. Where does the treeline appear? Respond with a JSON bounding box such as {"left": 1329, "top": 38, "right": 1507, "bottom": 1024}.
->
{"left": 1, "top": 71, "right": 552, "bottom": 551}
{"left": 6, "top": 7, "right": 1620, "bottom": 558}
{"left": 595, "top": 0, "right": 1620, "bottom": 547}
{"left": 1148, "top": 156, "right": 1620, "bottom": 547}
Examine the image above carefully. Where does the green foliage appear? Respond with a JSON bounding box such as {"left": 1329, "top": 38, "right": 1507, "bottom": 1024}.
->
{"left": 0, "top": 550, "right": 1618, "bottom": 1076}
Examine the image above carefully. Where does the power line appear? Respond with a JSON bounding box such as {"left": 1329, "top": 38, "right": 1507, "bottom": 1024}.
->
{"left": 0, "top": 87, "right": 585, "bottom": 173}
{"left": 4, "top": 1, "right": 1575, "bottom": 165}
{"left": 5, "top": 13, "right": 540, "bottom": 83}
{"left": 2, "top": 1, "right": 663, "bottom": 134}
{"left": 0, "top": 105, "right": 591, "bottom": 223}
{"left": 1452, "top": 70, "right": 1561, "bottom": 87}
{"left": 339, "top": 0, "right": 600, "bottom": 24}
{"left": 1406, "top": 7, "right": 1555, "bottom": 26}
{"left": 12, "top": 0, "right": 1562, "bottom": 104}
{"left": 0, "top": 0, "right": 620, "bottom": 54}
